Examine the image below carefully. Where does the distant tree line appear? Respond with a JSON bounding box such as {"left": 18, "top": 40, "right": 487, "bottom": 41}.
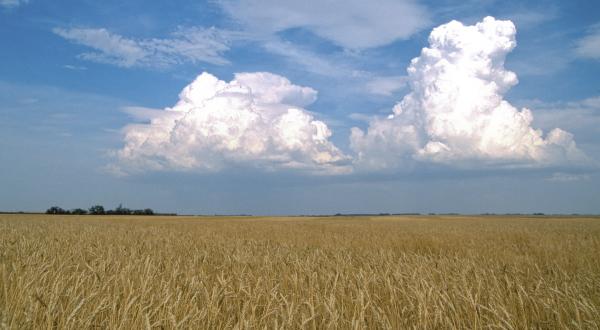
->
{"left": 46, "top": 204, "right": 156, "bottom": 216}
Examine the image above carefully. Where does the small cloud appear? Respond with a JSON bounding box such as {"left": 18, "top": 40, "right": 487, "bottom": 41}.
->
{"left": 365, "top": 76, "right": 407, "bottom": 96}
{"left": 63, "top": 64, "right": 87, "bottom": 71}
{"left": 18, "top": 97, "right": 38, "bottom": 104}
{"left": 102, "top": 128, "right": 120, "bottom": 134}
{"left": 348, "top": 113, "right": 372, "bottom": 122}
{"left": 547, "top": 172, "right": 591, "bottom": 182}
{"left": 575, "top": 23, "right": 600, "bottom": 60}
{"left": 0, "top": 0, "right": 28, "bottom": 9}
{"left": 122, "top": 106, "right": 168, "bottom": 121}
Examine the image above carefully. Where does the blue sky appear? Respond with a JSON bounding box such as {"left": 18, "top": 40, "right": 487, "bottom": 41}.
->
{"left": 1, "top": 0, "right": 599, "bottom": 214}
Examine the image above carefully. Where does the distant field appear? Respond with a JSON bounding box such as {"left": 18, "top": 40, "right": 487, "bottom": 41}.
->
{"left": 1, "top": 214, "right": 599, "bottom": 329}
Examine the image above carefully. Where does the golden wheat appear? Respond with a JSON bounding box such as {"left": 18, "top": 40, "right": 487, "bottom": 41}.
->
{"left": 1, "top": 214, "right": 599, "bottom": 329}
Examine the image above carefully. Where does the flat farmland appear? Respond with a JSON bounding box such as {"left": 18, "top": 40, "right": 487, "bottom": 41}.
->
{"left": 1, "top": 214, "right": 599, "bottom": 329}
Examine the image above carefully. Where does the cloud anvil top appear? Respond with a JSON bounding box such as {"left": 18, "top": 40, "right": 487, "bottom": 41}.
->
{"left": 113, "top": 17, "right": 589, "bottom": 175}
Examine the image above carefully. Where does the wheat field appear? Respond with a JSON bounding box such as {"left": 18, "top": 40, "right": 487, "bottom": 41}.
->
{"left": 1, "top": 214, "right": 599, "bottom": 329}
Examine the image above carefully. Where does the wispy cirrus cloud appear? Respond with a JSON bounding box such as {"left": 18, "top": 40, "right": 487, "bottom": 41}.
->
{"left": 547, "top": 172, "right": 591, "bottom": 182}
{"left": 502, "top": 8, "right": 558, "bottom": 29}
{"left": 262, "top": 40, "right": 345, "bottom": 77}
{"left": 0, "top": 0, "right": 28, "bottom": 9}
{"left": 63, "top": 64, "right": 87, "bottom": 71}
{"left": 53, "top": 26, "right": 237, "bottom": 68}
{"left": 262, "top": 40, "right": 410, "bottom": 96}
{"left": 52, "top": 0, "right": 431, "bottom": 100}
{"left": 219, "top": 0, "right": 430, "bottom": 50}
{"left": 575, "top": 23, "right": 600, "bottom": 60}
{"left": 364, "top": 76, "right": 408, "bottom": 96}
{"left": 527, "top": 96, "right": 600, "bottom": 144}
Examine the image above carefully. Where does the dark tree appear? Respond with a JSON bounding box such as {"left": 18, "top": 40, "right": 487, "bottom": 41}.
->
{"left": 88, "top": 205, "right": 105, "bottom": 215}
{"left": 131, "top": 208, "right": 154, "bottom": 215}
{"left": 71, "top": 208, "right": 88, "bottom": 215}
{"left": 113, "top": 204, "right": 132, "bottom": 215}
{"left": 46, "top": 206, "right": 67, "bottom": 214}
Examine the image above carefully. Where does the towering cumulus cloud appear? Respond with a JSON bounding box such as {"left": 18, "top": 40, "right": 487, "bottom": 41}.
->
{"left": 351, "top": 17, "right": 587, "bottom": 170}
{"left": 114, "top": 72, "right": 350, "bottom": 174}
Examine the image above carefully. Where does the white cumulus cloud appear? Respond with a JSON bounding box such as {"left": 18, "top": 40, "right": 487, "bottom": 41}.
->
{"left": 53, "top": 27, "right": 234, "bottom": 68}
{"left": 351, "top": 17, "right": 588, "bottom": 171}
{"left": 112, "top": 72, "right": 350, "bottom": 174}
